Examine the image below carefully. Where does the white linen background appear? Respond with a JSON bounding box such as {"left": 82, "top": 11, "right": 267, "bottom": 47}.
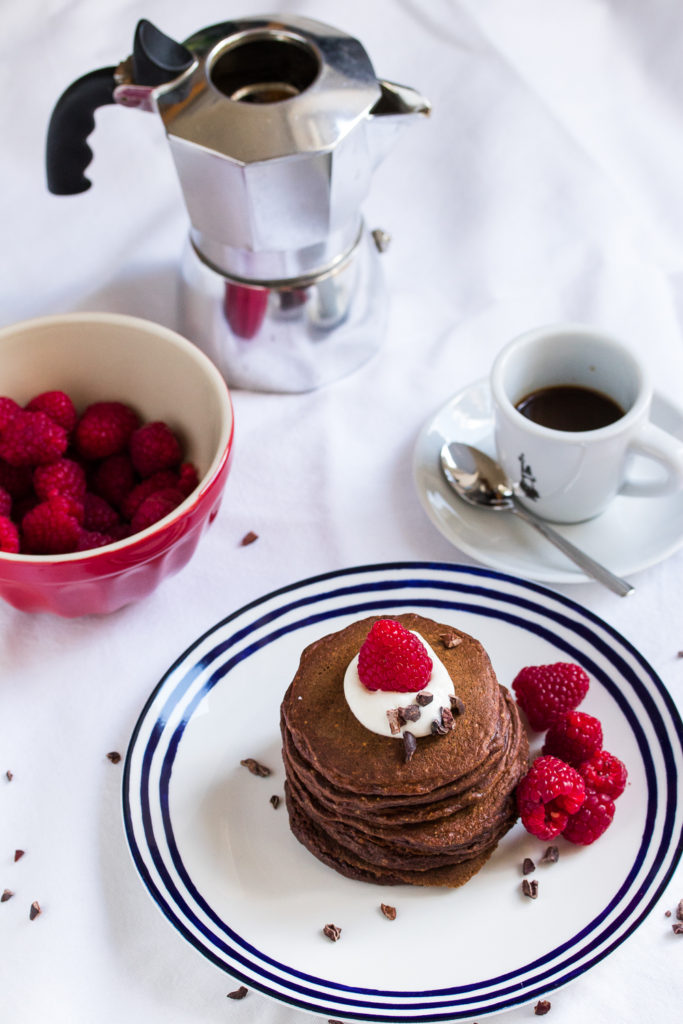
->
{"left": 1, "top": 0, "right": 682, "bottom": 1022}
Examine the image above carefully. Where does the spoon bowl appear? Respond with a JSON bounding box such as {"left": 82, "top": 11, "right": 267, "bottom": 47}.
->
{"left": 440, "top": 442, "right": 634, "bottom": 597}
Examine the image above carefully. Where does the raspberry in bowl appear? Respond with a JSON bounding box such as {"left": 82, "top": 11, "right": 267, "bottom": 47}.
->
{"left": 0, "top": 312, "right": 234, "bottom": 615}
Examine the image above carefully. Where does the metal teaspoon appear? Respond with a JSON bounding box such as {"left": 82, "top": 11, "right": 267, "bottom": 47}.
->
{"left": 440, "top": 442, "right": 634, "bottom": 597}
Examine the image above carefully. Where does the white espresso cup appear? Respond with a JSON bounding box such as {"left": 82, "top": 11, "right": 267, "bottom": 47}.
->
{"left": 491, "top": 324, "right": 683, "bottom": 523}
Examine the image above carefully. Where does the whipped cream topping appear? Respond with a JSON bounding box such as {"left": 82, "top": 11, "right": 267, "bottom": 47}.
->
{"left": 343, "top": 631, "right": 455, "bottom": 738}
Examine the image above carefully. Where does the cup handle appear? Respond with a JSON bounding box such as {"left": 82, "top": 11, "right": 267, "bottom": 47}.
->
{"left": 621, "top": 421, "right": 683, "bottom": 497}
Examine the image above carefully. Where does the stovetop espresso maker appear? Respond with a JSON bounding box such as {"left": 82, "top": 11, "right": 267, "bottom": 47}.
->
{"left": 46, "top": 16, "right": 429, "bottom": 391}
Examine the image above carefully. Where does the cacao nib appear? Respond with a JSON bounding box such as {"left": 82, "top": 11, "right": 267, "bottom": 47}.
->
{"left": 227, "top": 986, "right": 248, "bottom": 1000}
{"left": 534, "top": 999, "right": 551, "bottom": 1015}
{"left": 415, "top": 691, "right": 433, "bottom": 706}
{"left": 403, "top": 731, "right": 417, "bottom": 763}
{"left": 240, "top": 758, "right": 271, "bottom": 777}
{"left": 240, "top": 531, "right": 258, "bottom": 546}
{"left": 541, "top": 845, "right": 559, "bottom": 865}
{"left": 323, "top": 923, "right": 341, "bottom": 942}
{"left": 522, "top": 858, "right": 535, "bottom": 875}
{"left": 1, "top": 889, "right": 13, "bottom": 902}
{"left": 522, "top": 878, "right": 539, "bottom": 899}
{"left": 398, "top": 704, "right": 421, "bottom": 724}
{"left": 29, "top": 900, "right": 41, "bottom": 921}
{"left": 440, "top": 632, "right": 462, "bottom": 649}
{"left": 380, "top": 903, "right": 397, "bottom": 920}
{"left": 386, "top": 708, "right": 402, "bottom": 736}
{"left": 449, "top": 694, "right": 466, "bottom": 716}
{"left": 106, "top": 751, "right": 121, "bottom": 764}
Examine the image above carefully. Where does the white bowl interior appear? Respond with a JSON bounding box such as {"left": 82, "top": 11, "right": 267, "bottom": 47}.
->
{"left": 0, "top": 313, "right": 232, "bottom": 480}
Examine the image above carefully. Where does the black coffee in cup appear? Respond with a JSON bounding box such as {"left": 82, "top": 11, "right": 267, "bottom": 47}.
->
{"left": 515, "top": 385, "right": 624, "bottom": 432}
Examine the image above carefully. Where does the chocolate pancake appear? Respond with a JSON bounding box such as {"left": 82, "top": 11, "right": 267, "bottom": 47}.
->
{"left": 280, "top": 613, "right": 528, "bottom": 887}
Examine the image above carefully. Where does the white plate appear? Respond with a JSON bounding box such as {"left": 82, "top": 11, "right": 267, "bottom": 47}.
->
{"left": 413, "top": 379, "right": 683, "bottom": 583}
{"left": 123, "top": 563, "right": 683, "bottom": 1021}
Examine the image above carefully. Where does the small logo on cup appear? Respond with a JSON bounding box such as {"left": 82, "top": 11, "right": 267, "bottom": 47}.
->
{"left": 518, "top": 453, "right": 540, "bottom": 500}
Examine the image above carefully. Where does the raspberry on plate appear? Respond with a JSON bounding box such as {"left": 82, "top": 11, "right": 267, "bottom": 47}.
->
{"left": 357, "top": 618, "right": 433, "bottom": 693}
{"left": 0, "top": 410, "right": 68, "bottom": 467}
{"left": 129, "top": 421, "right": 182, "bottom": 478}
{"left": 563, "top": 786, "right": 615, "bottom": 845}
{"left": 25, "top": 391, "right": 77, "bottom": 433}
{"left": 577, "top": 750, "right": 628, "bottom": 799}
{"left": 74, "top": 402, "right": 141, "bottom": 460}
{"left": 512, "top": 662, "right": 590, "bottom": 731}
{"left": 542, "top": 710, "right": 603, "bottom": 765}
{"left": 516, "top": 754, "right": 586, "bottom": 840}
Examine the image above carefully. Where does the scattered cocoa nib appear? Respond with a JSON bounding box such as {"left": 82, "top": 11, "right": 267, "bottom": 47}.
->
{"left": 522, "top": 878, "right": 539, "bottom": 899}
{"left": 227, "top": 986, "right": 248, "bottom": 1000}
{"left": 541, "top": 845, "right": 559, "bottom": 865}
{"left": 323, "top": 923, "right": 341, "bottom": 942}
{"left": 416, "top": 691, "right": 433, "bottom": 706}
{"left": 398, "top": 704, "right": 421, "bottom": 724}
{"left": 29, "top": 901, "right": 41, "bottom": 921}
{"left": 534, "top": 999, "right": 551, "bottom": 1015}
{"left": 1, "top": 889, "right": 13, "bottom": 902}
{"left": 431, "top": 718, "right": 449, "bottom": 737}
{"left": 386, "top": 708, "right": 402, "bottom": 736}
{"left": 440, "top": 632, "right": 462, "bottom": 649}
{"left": 269, "top": 795, "right": 281, "bottom": 809}
{"left": 522, "top": 857, "right": 535, "bottom": 876}
{"left": 240, "top": 531, "right": 258, "bottom": 546}
{"left": 449, "top": 694, "right": 466, "bottom": 716}
{"left": 380, "top": 903, "right": 397, "bottom": 920}
{"left": 106, "top": 751, "right": 121, "bottom": 764}
{"left": 5, "top": 770, "right": 12, "bottom": 782}
{"left": 672, "top": 923, "right": 683, "bottom": 935}
{"left": 14, "top": 850, "right": 24, "bottom": 863}
{"left": 240, "top": 758, "right": 271, "bottom": 777}
{"left": 665, "top": 910, "right": 672, "bottom": 917}
{"left": 403, "top": 731, "right": 417, "bottom": 763}
{"left": 677, "top": 898, "right": 683, "bottom": 921}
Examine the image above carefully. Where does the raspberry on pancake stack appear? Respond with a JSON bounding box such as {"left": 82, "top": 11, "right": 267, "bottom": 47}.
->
{"left": 280, "top": 613, "right": 529, "bottom": 887}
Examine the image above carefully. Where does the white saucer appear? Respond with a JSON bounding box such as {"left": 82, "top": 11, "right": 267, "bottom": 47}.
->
{"left": 413, "top": 379, "right": 683, "bottom": 584}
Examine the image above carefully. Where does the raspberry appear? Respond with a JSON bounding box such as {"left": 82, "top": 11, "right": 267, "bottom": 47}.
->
{"left": 33, "top": 458, "right": 87, "bottom": 503}
{"left": 0, "top": 486, "right": 11, "bottom": 517}
{"left": 82, "top": 493, "right": 120, "bottom": 533}
{"left": 563, "top": 786, "right": 615, "bottom": 845}
{"left": 0, "top": 397, "right": 20, "bottom": 432}
{"left": 76, "top": 528, "right": 115, "bottom": 551}
{"left": 357, "top": 619, "right": 433, "bottom": 693}
{"left": 0, "top": 515, "right": 19, "bottom": 553}
{"left": 577, "top": 750, "right": 628, "bottom": 799}
{"left": 120, "top": 470, "right": 179, "bottom": 521}
{"left": 74, "top": 402, "right": 141, "bottom": 460}
{"left": 25, "top": 391, "right": 77, "bottom": 433}
{"left": 129, "top": 421, "right": 182, "bottom": 478}
{"left": 542, "top": 711, "right": 603, "bottom": 766}
{"left": 130, "top": 487, "right": 185, "bottom": 532}
{"left": 90, "top": 454, "right": 136, "bottom": 509}
{"left": 21, "top": 496, "right": 83, "bottom": 554}
{"left": 0, "top": 410, "right": 68, "bottom": 467}
{"left": 178, "top": 461, "right": 199, "bottom": 497}
{"left": 512, "top": 662, "right": 590, "bottom": 731}
{"left": 516, "top": 755, "right": 586, "bottom": 840}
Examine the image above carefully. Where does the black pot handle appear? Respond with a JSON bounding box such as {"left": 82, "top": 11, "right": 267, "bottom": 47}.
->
{"left": 45, "top": 67, "right": 117, "bottom": 195}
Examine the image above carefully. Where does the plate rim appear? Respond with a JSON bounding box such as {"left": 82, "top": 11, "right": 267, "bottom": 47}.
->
{"left": 122, "top": 561, "right": 683, "bottom": 1020}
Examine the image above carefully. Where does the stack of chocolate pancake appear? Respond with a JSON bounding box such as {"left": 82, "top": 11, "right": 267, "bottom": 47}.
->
{"left": 280, "top": 613, "right": 528, "bottom": 887}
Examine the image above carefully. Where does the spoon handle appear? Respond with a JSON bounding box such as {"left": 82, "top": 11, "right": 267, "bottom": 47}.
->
{"left": 510, "top": 500, "right": 635, "bottom": 597}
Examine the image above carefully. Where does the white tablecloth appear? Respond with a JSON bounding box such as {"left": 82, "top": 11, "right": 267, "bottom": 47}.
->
{"left": 1, "top": 1, "right": 682, "bottom": 1021}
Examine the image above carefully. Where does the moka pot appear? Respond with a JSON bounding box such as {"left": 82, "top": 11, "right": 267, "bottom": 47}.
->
{"left": 46, "top": 16, "right": 430, "bottom": 392}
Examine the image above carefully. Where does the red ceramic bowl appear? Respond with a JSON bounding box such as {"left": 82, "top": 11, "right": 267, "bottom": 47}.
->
{"left": 0, "top": 313, "right": 234, "bottom": 615}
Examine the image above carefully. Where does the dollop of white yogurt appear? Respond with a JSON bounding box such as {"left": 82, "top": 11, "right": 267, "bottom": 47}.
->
{"left": 343, "top": 631, "right": 455, "bottom": 738}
